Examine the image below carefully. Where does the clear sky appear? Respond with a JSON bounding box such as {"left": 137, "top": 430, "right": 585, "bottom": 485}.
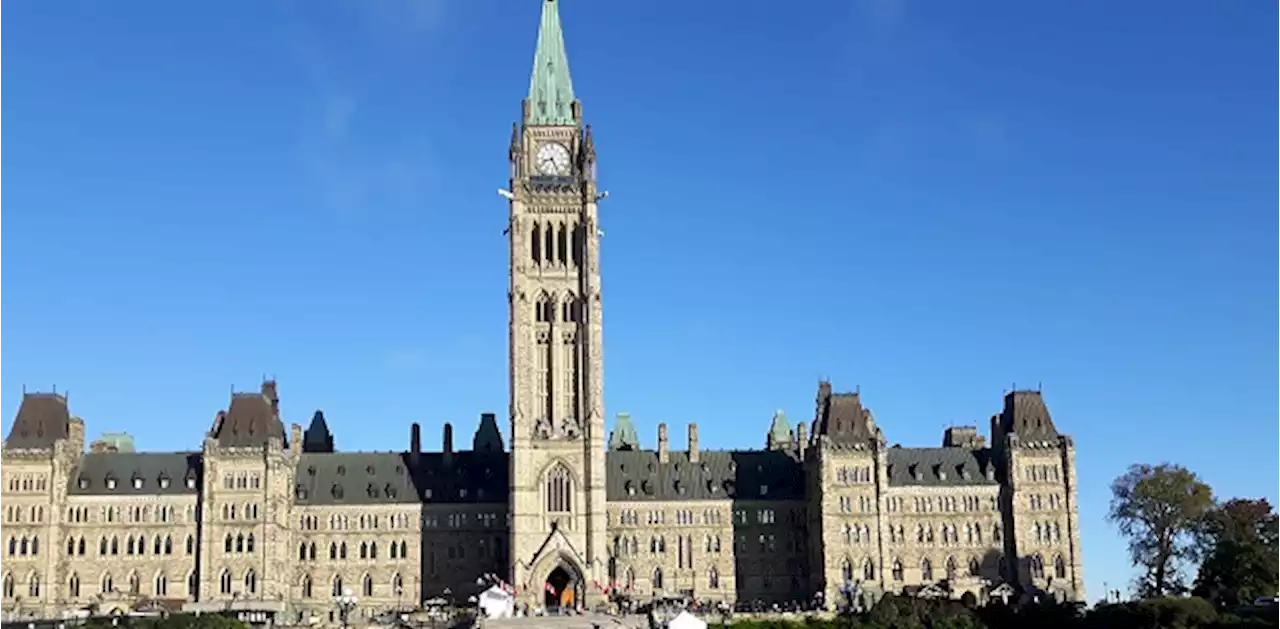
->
{"left": 3, "top": 0, "right": 1275, "bottom": 602}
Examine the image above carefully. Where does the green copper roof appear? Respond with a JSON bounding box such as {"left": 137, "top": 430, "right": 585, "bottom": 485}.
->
{"left": 609, "top": 413, "right": 640, "bottom": 451}
{"left": 95, "top": 432, "right": 136, "bottom": 453}
{"left": 526, "top": 0, "right": 576, "bottom": 126}
{"left": 767, "top": 410, "right": 794, "bottom": 449}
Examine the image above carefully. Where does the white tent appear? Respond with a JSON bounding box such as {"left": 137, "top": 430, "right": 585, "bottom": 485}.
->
{"left": 477, "top": 585, "right": 515, "bottom": 619}
{"left": 667, "top": 611, "right": 707, "bottom": 629}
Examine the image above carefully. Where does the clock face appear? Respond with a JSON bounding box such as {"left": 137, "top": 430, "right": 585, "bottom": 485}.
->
{"left": 535, "top": 142, "right": 572, "bottom": 175}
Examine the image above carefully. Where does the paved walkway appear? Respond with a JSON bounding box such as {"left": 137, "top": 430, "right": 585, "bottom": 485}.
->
{"left": 483, "top": 613, "right": 647, "bottom": 629}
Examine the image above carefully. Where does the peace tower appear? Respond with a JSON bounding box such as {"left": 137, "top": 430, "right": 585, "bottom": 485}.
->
{"left": 505, "top": 0, "right": 609, "bottom": 607}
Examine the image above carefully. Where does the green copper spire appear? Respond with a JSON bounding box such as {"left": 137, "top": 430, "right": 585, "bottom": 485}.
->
{"left": 767, "top": 410, "right": 794, "bottom": 450}
{"left": 526, "top": 0, "right": 577, "bottom": 126}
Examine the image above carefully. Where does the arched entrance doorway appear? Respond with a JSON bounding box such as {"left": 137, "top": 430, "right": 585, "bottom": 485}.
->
{"left": 544, "top": 565, "right": 578, "bottom": 611}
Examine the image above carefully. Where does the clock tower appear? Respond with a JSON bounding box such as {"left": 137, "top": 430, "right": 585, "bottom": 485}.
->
{"left": 506, "top": 0, "right": 608, "bottom": 608}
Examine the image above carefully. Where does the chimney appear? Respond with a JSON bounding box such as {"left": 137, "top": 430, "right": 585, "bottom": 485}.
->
{"left": 658, "top": 423, "right": 669, "bottom": 463}
{"left": 290, "top": 423, "right": 303, "bottom": 452}
{"left": 796, "top": 422, "right": 808, "bottom": 458}
{"left": 261, "top": 380, "right": 279, "bottom": 414}
{"left": 410, "top": 423, "right": 422, "bottom": 464}
{"left": 688, "top": 424, "right": 700, "bottom": 463}
{"left": 443, "top": 423, "right": 454, "bottom": 466}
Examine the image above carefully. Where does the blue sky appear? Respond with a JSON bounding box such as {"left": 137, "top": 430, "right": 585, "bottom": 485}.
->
{"left": 4, "top": 0, "right": 1275, "bottom": 601}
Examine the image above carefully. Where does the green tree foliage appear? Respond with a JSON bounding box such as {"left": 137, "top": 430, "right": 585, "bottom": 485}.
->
{"left": 1108, "top": 463, "right": 1214, "bottom": 597}
{"left": 1193, "top": 498, "right": 1280, "bottom": 610}
{"left": 722, "top": 595, "right": 1275, "bottom": 629}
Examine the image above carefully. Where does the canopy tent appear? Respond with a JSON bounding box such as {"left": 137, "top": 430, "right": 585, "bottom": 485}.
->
{"left": 477, "top": 585, "right": 515, "bottom": 619}
{"left": 667, "top": 611, "right": 707, "bottom": 629}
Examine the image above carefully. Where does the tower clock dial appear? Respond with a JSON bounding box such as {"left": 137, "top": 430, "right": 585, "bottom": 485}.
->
{"left": 535, "top": 142, "right": 572, "bottom": 175}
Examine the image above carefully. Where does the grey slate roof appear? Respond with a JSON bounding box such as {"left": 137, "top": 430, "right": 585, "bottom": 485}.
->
{"left": 69, "top": 452, "right": 203, "bottom": 496}
{"left": 472, "top": 413, "right": 504, "bottom": 452}
{"left": 303, "top": 411, "right": 335, "bottom": 453}
{"left": 294, "top": 451, "right": 509, "bottom": 506}
{"left": 999, "top": 390, "right": 1060, "bottom": 443}
{"left": 885, "top": 447, "right": 998, "bottom": 487}
{"left": 812, "top": 383, "right": 878, "bottom": 444}
{"left": 3, "top": 393, "right": 72, "bottom": 450}
{"left": 605, "top": 449, "right": 804, "bottom": 502}
{"left": 209, "top": 382, "right": 287, "bottom": 448}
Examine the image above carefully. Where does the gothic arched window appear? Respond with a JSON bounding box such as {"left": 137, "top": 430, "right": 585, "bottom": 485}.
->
{"left": 546, "top": 464, "right": 572, "bottom": 513}
{"left": 921, "top": 558, "right": 934, "bottom": 582}
{"left": 1053, "top": 555, "right": 1067, "bottom": 579}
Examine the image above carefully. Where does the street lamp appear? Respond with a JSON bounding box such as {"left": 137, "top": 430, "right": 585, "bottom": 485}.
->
{"left": 334, "top": 588, "right": 359, "bottom": 629}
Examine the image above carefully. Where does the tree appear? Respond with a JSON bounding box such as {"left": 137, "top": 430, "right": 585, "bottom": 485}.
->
{"left": 1107, "top": 463, "right": 1213, "bottom": 597}
{"left": 1192, "top": 498, "right": 1280, "bottom": 609}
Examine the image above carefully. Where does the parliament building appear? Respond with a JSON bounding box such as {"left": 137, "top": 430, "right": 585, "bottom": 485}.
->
{"left": 0, "top": 0, "right": 1084, "bottom": 623}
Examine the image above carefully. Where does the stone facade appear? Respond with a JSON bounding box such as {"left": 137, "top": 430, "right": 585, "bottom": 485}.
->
{"left": 0, "top": 1, "right": 1084, "bottom": 624}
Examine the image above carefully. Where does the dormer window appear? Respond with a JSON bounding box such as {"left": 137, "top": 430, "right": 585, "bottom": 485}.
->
{"left": 159, "top": 476, "right": 171, "bottom": 489}
{"left": 385, "top": 484, "right": 397, "bottom": 499}
{"left": 336, "top": 466, "right": 346, "bottom": 476}
{"left": 936, "top": 466, "right": 947, "bottom": 481}
{"left": 707, "top": 480, "right": 718, "bottom": 493}
{"left": 423, "top": 488, "right": 433, "bottom": 500}
{"left": 674, "top": 480, "right": 685, "bottom": 495}
{"left": 105, "top": 476, "right": 117, "bottom": 490}
{"left": 459, "top": 488, "right": 469, "bottom": 499}
{"left": 132, "top": 476, "right": 144, "bottom": 489}
{"left": 984, "top": 466, "right": 995, "bottom": 480}
{"left": 625, "top": 481, "right": 635, "bottom": 496}
{"left": 296, "top": 485, "right": 308, "bottom": 500}
{"left": 307, "top": 466, "right": 317, "bottom": 477}
{"left": 366, "top": 466, "right": 376, "bottom": 475}
{"left": 331, "top": 484, "right": 344, "bottom": 500}
{"left": 78, "top": 476, "right": 89, "bottom": 490}
{"left": 641, "top": 480, "right": 654, "bottom": 495}
{"left": 759, "top": 484, "right": 769, "bottom": 496}
{"left": 367, "top": 484, "right": 379, "bottom": 498}
{"left": 958, "top": 465, "right": 971, "bottom": 480}
{"left": 909, "top": 465, "right": 921, "bottom": 481}
{"left": 185, "top": 475, "right": 198, "bottom": 489}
